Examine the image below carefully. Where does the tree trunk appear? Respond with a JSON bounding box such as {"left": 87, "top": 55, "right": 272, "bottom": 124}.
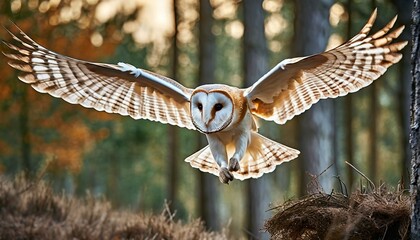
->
{"left": 19, "top": 85, "right": 32, "bottom": 178}
{"left": 294, "top": 0, "right": 335, "bottom": 195}
{"left": 367, "top": 0, "right": 379, "bottom": 187}
{"left": 243, "top": 1, "right": 270, "bottom": 239}
{"left": 368, "top": 82, "right": 378, "bottom": 184}
{"left": 392, "top": 0, "right": 413, "bottom": 189}
{"left": 167, "top": 0, "right": 180, "bottom": 212}
{"left": 411, "top": 0, "right": 420, "bottom": 238}
{"left": 345, "top": 0, "right": 355, "bottom": 191}
{"left": 197, "top": 0, "right": 220, "bottom": 231}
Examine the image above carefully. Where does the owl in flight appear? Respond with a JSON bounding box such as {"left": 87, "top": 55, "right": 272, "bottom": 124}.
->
{"left": 2, "top": 9, "right": 407, "bottom": 184}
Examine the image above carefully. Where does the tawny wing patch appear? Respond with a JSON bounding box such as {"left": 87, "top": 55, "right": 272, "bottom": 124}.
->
{"left": 185, "top": 132, "right": 299, "bottom": 180}
{"left": 2, "top": 25, "right": 195, "bottom": 130}
{"left": 244, "top": 9, "right": 408, "bottom": 125}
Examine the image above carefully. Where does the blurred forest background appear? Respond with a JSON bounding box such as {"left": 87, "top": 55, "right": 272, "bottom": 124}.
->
{"left": 0, "top": 0, "right": 413, "bottom": 238}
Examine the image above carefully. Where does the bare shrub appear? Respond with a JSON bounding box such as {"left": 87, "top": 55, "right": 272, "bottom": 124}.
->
{"left": 0, "top": 175, "right": 228, "bottom": 240}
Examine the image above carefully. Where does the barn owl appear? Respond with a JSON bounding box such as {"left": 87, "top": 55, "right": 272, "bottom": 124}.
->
{"left": 2, "top": 9, "right": 407, "bottom": 184}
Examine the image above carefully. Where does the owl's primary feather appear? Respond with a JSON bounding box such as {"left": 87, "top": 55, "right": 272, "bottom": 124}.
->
{"left": 244, "top": 9, "right": 407, "bottom": 124}
{"left": 1, "top": 9, "right": 407, "bottom": 183}
{"left": 2, "top": 26, "right": 196, "bottom": 130}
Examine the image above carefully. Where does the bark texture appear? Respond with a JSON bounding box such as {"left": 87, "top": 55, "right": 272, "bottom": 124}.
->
{"left": 411, "top": 0, "right": 420, "bottom": 238}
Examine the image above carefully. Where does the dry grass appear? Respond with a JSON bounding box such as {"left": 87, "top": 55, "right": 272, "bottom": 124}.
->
{"left": 0, "top": 175, "right": 228, "bottom": 240}
{"left": 265, "top": 187, "right": 411, "bottom": 240}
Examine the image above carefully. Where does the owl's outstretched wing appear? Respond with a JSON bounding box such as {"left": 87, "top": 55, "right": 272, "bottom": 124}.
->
{"left": 2, "top": 25, "right": 196, "bottom": 130}
{"left": 244, "top": 9, "right": 407, "bottom": 125}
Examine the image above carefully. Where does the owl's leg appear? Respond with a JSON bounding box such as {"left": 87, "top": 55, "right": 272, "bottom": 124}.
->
{"left": 206, "top": 135, "right": 233, "bottom": 184}
{"left": 229, "top": 132, "right": 249, "bottom": 172}
{"left": 219, "top": 168, "right": 234, "bottom": 184}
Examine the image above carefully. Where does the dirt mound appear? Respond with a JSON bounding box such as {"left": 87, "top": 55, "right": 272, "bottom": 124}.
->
{"left": 265, "top": 189, "right": 410, "bottom": 240}
{"left": 0, "top": 175, "right": 228, "bottom": 240}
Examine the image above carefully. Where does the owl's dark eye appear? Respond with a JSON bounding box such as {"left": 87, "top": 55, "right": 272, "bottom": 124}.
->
{"left": 197, "top": 103, "right": 203, "bottom": 111}
{"left": 214, "top": 103, "right": 223, "bottom": 111}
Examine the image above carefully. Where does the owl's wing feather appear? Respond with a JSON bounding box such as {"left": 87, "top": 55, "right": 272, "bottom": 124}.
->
{"left": 244, "top": 9, "right": 407, "bottom": 125}
{"left": 2, "top": 25, "right": 196, "bottom": 130}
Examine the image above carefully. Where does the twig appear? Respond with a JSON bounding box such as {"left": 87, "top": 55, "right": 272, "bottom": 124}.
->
{"left": 334, "top": 175, "right": 348, "bottom": 197}
{"left": 162, "top": 200, "right": 176, "bottom": 221}
{"left": 307, "top": 162, "right": 336, "bottom": 194}
{"left": 16, "top": 155, "right": 52, "bottom": 195}
{"left": 345, "top": 161, "right": 375, "bottom": 191}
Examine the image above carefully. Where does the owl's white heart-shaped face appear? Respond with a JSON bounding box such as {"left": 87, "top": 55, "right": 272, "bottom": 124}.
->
{"left": 190, "top": 90, "right": 234, "bottom": 134}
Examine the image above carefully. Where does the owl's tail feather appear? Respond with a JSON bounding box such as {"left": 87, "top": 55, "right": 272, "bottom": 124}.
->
{"left": 185, "top": 145, "right": 220, "bottom": 177}
{"left": 185, "top": 132, "right": 300, "bottom": 180}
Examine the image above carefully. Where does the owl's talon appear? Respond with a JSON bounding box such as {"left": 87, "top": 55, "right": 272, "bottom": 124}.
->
{"left": 228, "top": 157, "right": 240, "bottom": 172}
{"left": 219, "top": 167, "right": 234, "bottom": 184}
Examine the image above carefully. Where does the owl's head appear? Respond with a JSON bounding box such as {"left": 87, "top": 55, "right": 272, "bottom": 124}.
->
{"left": 190, "top": 86, "right": 234, "bottom": 134}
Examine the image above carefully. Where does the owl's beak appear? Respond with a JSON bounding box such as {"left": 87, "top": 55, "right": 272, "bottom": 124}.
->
{"left": 201, "top": 118, "right": 213, "bottom": 133}
{"left": 203, "top": 109, "right": 213, "bottom": 127}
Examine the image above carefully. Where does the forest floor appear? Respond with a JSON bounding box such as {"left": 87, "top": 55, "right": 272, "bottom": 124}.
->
{"left": 0, "top": 173, "right": 411, "bottom": 240}
{"left": 0, "top": 174, "right": 228, "bottom": 240}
